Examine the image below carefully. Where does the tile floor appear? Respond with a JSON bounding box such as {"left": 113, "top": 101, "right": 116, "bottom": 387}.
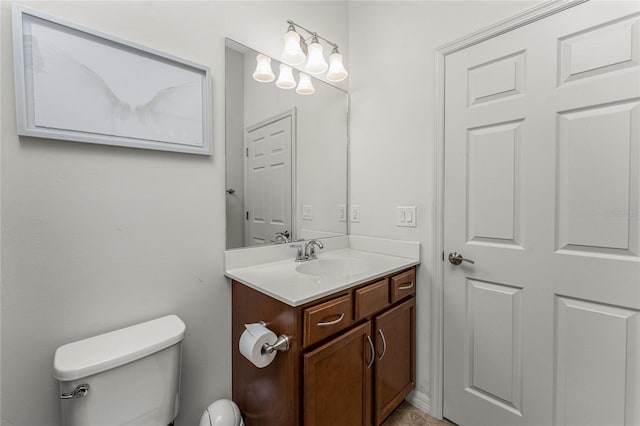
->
{"left": 382, "top": 401, "right": 457, "bottom": 426}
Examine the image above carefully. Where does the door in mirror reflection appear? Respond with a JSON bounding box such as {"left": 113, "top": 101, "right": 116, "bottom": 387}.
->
{"left": 245, "top": 112, "right": 293, "bottom": 246}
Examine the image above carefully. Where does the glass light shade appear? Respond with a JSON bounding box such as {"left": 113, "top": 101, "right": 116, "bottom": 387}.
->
{"left": 305, "top": 42, "right": 328, "bottom": 75}
{"left": 253, "top": 54, "right": 275, "bottom": 82}
{"left": 276, "top": 64, "right": 296, "bottom": 89}
{"left": 296, "top": 73, "right": 315, "bottom": 95}
{"left": 327, "top": 52, "right": 348, "bottom": 82}
{"left": 281, "top": 31, "right": 306, "bottom": 65}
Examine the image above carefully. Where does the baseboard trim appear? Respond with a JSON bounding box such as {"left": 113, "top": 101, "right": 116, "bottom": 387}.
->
{"left": 405, "top": 390, "right": 432, "bottom": 417}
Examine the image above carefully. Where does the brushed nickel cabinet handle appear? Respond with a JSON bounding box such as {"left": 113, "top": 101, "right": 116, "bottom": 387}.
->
{"left": 377, "top": 329, "right": 387, "bottom": 360}
{"left": 317, "top": 313, "right": 344, "bottom": 327}
{"left": 366, "top": 335, "right": 375, "bottom": 368}
{"left": 398, "top": 282, "right": 414, "bottom": 290}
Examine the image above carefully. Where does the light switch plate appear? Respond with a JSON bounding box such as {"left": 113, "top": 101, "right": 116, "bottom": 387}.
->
{"left": 351, "top": 204, "right": 360, "bottom": 223}
{"left": 303, "top": 204, "right": 313, "bottom": 220}
{"left": 338, "top": 204, "right": 346, "bottom": 222}
{"left": 397, "top": 206, "right": 417, "bottom": 227}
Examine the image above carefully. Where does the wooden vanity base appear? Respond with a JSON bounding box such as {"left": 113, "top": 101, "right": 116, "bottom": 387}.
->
{"left": 232, "top": 266, "right": 416, "bottom": 426}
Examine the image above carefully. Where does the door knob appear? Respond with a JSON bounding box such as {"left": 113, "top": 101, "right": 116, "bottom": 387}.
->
{"left": 448, "top": 252, "right": 475, "bottom": 265}
{"left": 226, "top": 188, "right": 235, "bottom": 194}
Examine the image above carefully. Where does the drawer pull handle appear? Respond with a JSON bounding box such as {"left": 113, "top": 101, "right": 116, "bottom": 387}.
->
{"left": 378, "top": 329, "right": 387, "bottom": 360}
{"left": 366, "top": 335, "right": 375, "bottom": 368}
{"left": 398, "top": 281, "right": 414, "bottom": 290}
{"left": 317, "top": 313, "right": 345, "bottom": 327}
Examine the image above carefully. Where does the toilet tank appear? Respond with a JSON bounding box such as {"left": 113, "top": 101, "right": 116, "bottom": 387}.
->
{"left": 53, "top": 315, "right": 186, "bottom": 426}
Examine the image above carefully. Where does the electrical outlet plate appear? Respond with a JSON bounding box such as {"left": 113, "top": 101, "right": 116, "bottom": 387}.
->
{"left": 303, "top": 204, "right": 313, "bottom": 220}
{"left": 396, "top": 206, "right": 416, "bottom": 227}
{"left": 351, "top": 204, "right": 360, "bottom": 223}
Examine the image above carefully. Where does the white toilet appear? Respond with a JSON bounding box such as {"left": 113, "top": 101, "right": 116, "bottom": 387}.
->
{"left": 53, "top": 315, "right": 186, "bottom": 426}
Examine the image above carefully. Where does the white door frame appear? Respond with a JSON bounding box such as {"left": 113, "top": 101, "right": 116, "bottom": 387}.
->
{"left": 430, "top": 0, "right": 589, "bottom": 419}
{"left": 244, "top": 108, "right": 297, "bottom": 245}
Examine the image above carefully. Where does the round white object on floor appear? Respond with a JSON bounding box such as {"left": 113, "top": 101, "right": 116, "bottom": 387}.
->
{"left": 199, "top": 399, "right": 244, "bottom": 426}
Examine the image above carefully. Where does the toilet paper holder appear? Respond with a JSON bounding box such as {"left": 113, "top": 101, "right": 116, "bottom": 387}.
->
{"left": 259, "top": 321, "right": 290, "bottom": 354}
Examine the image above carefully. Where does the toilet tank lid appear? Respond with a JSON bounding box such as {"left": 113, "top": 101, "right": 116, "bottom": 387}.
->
{"left": 53, "top": 315, "right": 186, "bottom": 381}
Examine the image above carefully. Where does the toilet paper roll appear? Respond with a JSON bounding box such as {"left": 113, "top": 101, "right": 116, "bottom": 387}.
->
{"left": 239, "top": 323, "right": 278, "bottom": 368}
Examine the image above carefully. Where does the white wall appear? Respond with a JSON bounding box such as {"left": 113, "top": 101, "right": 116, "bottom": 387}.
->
{"left": 347, "top": 0, "right": 541, "bottom": 406}
{"left": 0, "top": 2, "right": 348, "bottom": 425}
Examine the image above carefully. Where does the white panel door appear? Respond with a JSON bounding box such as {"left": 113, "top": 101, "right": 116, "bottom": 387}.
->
{"left": 245, "top": 114, "right": 292, "bottom": 246}
{"left": 444, "top": 2, "right": 640, "bottom": 426}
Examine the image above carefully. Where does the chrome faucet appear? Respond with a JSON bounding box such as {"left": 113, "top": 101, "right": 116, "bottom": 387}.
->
{"left": 274, "top": 230, "right": 290, "bottom": 244}
{"left": 304, "top": 239, "right": 324, "bottom": 260}
{"left": 290, "top": 243, "right": 305, "bottom": 262}
{"left": 290, "top": 239, "right": 324, "bottom": 262}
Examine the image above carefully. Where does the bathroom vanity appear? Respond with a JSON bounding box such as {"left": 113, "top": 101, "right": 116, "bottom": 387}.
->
{"left": 224, "top": 38, "right": 417, "bottom": 425}
{"left": 226, "top": 241, "right": 418, "bottom": 426}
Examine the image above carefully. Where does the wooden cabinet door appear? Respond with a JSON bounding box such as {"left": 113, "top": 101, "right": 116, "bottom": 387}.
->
{"left": 304, "top": 321, "right": 373, "bottom": 426}
{"left": 374, "top": 298, "right": 416, "bottom": 425}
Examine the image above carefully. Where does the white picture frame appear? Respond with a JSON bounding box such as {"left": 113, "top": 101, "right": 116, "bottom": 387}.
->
{"left": 12, "top": 5, "right": 212, "bottom": 155}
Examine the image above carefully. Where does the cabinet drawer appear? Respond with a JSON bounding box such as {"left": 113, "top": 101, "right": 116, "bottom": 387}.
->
{"left": 390, "top": 269, "right": 416, "bottom": 303}
{"left": 304, "top": 295, "right": 353, "bottom": 347}
{"left": 355, "top": 279, "right": 389, "bottom": 320}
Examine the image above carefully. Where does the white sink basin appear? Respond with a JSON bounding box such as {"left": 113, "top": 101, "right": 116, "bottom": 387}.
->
{"left": 295, "top": 258, "right": 369, "bottom": 278}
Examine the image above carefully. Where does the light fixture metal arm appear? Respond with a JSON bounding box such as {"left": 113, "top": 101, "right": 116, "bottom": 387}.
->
{"left": 287, "top": 19, "right": 340, "bottom": 51}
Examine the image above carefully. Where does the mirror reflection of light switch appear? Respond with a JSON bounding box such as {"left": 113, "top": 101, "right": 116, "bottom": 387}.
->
{"left": 338, "top": 204, "right": 346, "bottom": 222}
{"left": 303, "top": 204, "right": 313, "bottom": 220}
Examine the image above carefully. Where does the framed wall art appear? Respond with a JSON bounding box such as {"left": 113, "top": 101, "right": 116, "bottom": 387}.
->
{"left": 12, "top": 5, "right": 212, "bottom": 155}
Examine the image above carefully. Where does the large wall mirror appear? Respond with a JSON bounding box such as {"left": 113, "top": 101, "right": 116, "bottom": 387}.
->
{"left": 225, "top": 39, "right": 349, "bottom": 249}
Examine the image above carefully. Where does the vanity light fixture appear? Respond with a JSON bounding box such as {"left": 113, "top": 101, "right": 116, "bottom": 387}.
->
{"left": 327, "top": 49, "right": 348, "bottom": 82}
{"left": 252, "top": 54, "right": 275, "bottom": 82}
{"left": 304, "top": 35, "right": 328, "bottom": 75}
{"left": 281, "top": 19, "right": 347, "bottom": 82}
{"left": 276, "top": 64, "right": 297, "bottom": 89}
{"left": 296, "top": 73, "right": 315, "bottom": 95}
{"left": 252, "top": 19, "right": 347, "bottom": 94}
{"left": 281, "top": 23, "right": 307, "bottom": 66}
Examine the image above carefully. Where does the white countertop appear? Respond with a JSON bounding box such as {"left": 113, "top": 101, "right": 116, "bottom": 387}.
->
{"left": 225, "top": 247, "right": 420, "bottom": 306}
